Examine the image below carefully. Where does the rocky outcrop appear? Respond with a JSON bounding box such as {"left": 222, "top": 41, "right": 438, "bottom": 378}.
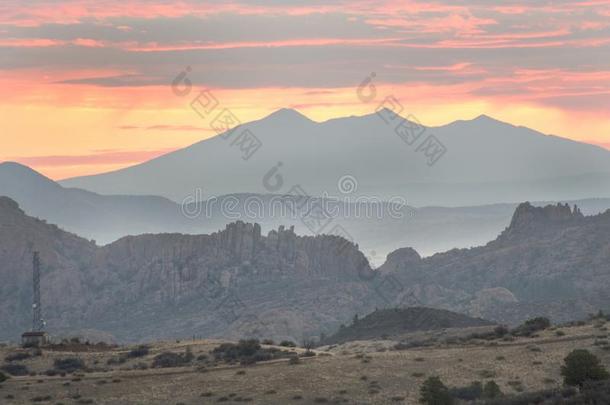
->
{"left": 498, "top": 202, "right": 584, "bottom": 242}
{"left": 380, "top": 247, "right": 421, "bottom": 274}
{"left": 0, "top": 200, "right": 373, "bottom": 342}
{"left": 380, "top": 203, "right": 610, "bottom": 325}
{"left": 2, "top": 198, "right": 608, "bottom": 342}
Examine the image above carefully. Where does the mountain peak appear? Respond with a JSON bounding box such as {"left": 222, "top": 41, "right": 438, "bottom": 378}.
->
{"left": 500, "top": 202, "right": 584, "bottom": 240}
{"left": 469, "top": 114, "right": 507, "bottom": 125}
{"left": 0, "top": 161, "right": 55, "bottom": 182}
{"left": 0, "top": 160, "right": 34, "bottom": 171}
{"left": 264, "top": 108, "right": 312, "bottom": 123}
{"left": 473, "top": 114, "right": 494, "bottom": 121}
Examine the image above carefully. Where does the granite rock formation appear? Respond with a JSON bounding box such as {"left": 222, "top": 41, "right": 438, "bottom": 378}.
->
{"left": 1, "top": 198, "right": 608, "bottom": 342}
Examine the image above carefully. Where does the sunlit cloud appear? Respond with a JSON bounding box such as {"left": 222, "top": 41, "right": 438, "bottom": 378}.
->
{"left": 1, "top": 0, "right": 609, "bottom": 178}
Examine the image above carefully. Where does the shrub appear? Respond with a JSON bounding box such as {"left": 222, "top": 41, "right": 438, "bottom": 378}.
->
{"left": 419, "top": 376, "right": 453, "bottom": 405}
{"left": 561, "top": 349, "right": 610, "bottom": 388}
{"left": 106, "top": 355, "right": 127, "bottom": 365}
{"left": 5, "top": 351, "right": 30, "bottom": 362}
{"left": 212, "top": 339, "right": 289, "bottom": 365}
{"left": 0, "top": 371, "right": 8, "bottom": 383}
{"left": 31, "top": 395, "right": 52, "bottom": 402}
{"left": 152, "top": 352, "right": 189, "bottom": 368}
{"left": 279, "top": 340, "right": 296, "bottom": 347}
{"left": 494, "top": 325, "right": 510, "bottom": 337}
{"left": 449, "top": 381, "right": 482, "bottom": 401}
{"left": 483, "top": 381, "right": 503, "bottom": 399}
{"left": 261, "top": 339, "right": 275, "bottom": 345}
{"left": 53, "top": 358, "right": 85, "bottom": 373}
{"left": 513, "top": 317, "right": 551, "bottom": 337}
{"left": 1, "top": 363, "right": 29, "bottom": 376}
{"left": 127, "top": 345, "right": 150, "bottom": 358}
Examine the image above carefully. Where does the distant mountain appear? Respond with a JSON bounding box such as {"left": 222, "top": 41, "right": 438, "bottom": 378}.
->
{"left": 0, "top": 162, "right": 197, "bottom": 244}
{"left": 321, "top": 307, "right": 493, "bottom": 345}
{"left": 379, "top": 202, "right": 610, "bottom": 324}
{"left": 3, "top": 161, "right": 610, "bottom": 257}
{"left": 61, "top": 109, "right": 610, "bottom": 206}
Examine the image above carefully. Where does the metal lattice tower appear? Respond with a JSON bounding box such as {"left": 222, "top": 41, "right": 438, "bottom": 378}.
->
{"left": 32, "top": 251, "right": 44, "bottom": 331}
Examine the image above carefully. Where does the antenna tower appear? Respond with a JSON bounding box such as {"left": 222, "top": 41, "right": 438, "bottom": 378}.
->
{"left": 32, "top": 252, "right": 44, "bottom": 331}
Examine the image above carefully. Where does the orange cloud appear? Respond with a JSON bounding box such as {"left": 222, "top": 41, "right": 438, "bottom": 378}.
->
{"left": 7, "top": 149, "right": 176, "bottom": 167}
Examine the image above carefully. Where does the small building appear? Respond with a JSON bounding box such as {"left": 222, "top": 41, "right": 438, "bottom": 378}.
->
{"left": 21, "top": 331, "right": 48, "bottom": 347}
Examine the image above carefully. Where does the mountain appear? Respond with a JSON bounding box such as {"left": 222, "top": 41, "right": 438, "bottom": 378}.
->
{"left": 60, "top": 109, "right": 610, "bottom": 206}
{"left": 3, "top": 161, "right": 610, "bottom": 258}
{"left": 2, "top": 197, "right": 609, "bottom": 343}
{"left": 0, "top": 197, "right": 377, "bottom": 342}
{"left": 321, "top": 307, "right": 494, "bottom": 345}
{"left": 379, "top": 202, "right": 610, "bottom": 324}
{"left": 0, "top": 162, "right": 198, "bottom": 243}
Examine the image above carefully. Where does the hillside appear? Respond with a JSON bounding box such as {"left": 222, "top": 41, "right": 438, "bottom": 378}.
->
{"left": 4, "top": 162, "right": 610, "bottom": 258}
{"left": 0, "top": 319, "right": 608, "bottom": 404}
{"left": 1, "top": 197, "right": 609, "bottom": 343}
{"left": 380, "top": 202, "right": 610, "bottom": 325}
{"left": 0, "top": 197, "right": 376, "bottom": 342}
{"left": 0, "top": 162, "right": 197, "bottom": 244}
{"left": 321, "top": 307, "right": 494, "bottom": 345}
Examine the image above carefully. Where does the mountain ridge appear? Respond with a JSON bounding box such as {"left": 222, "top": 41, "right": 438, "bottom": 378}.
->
{"left": 58, "top": 109, "right": 610, "bottom": 206}
{"left": 1, "top": 197, "right": 609, "bottom": 342}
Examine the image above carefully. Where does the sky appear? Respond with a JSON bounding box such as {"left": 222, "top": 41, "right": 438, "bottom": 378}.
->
{"left": 1, "top": 0, "right": 610, "bottom": 180}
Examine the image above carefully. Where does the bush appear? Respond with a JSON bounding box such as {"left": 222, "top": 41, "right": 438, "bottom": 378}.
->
{"left": 213, "top": 340, "right": 261, "bottom": 361}
{"left": 483, "top": 381, "right": 503, "bottom": 399}
{"left": 419, "top": 376, "right": 453, "bottom": 405}
{"left": 279, "top": 340, "right": 296, "bottom": 347}
{"left": 152, "top": 352, "right": 190, "bottom": 368}
{"left": 0, "top": 371, "right": 8, "bottom": 383}
{"left": 106, "top": 355, "right": 127, "bottom": 365}
{"left": 561, "top": 349, "right": 610, "bottom": 388}
{"left": 449, "top": 381, "right": 482, "bottom": 401}
{"left": 494, "top": 325, "right": 510, "bottom": 337}
{"left": 212, "top": 339, "right": 290, "bottom": 365}
{"left": 127, "top": 345, "right": 149, "bottom": 358}
{"left": 513, "top": 317, "right": 551, "bottom": 337}
{"left": 1, "top": 363, "right": 29, "bottom": 376}
{"left": 5, "top": 351, "right": 30, "bottom": 362}
{"left": 53, "top": 358, "right": 85, "bottom": 373}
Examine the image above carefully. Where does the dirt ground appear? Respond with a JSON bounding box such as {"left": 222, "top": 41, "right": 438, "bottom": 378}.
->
{"left": 0, "top": 321, "right": 608, "bottom": 404}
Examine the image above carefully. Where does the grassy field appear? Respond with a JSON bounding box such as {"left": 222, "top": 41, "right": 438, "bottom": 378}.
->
{"left": 0, "top": 321, "right": 608, "bottom": 404}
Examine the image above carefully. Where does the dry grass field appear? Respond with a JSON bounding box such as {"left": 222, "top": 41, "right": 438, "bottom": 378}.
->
{"left": 0, "top": 321, "right": 608, "bottom": 404}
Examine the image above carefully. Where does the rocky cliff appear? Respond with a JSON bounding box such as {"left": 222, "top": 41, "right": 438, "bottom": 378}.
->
{"left": 1, "top": 198, "right": 608, "bottom": 342}
{"left": 0, "top": 198, "right": 375, "bottom": 342}
{"left": 379, "top": 202, "right": 610, "bottom": 324}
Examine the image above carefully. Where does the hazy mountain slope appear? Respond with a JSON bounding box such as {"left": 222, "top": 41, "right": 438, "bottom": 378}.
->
{"left": 0, "top": 198, "right": 377, "bottom": 342}
{"left": 188, "top": 194, "right": 610, "bottom": 261}
{"left": 379, "top": 202, "right": 610, "bottom": 324}
{"left": 60, "top": 110, "right": 610, "bottom": 206}
{"left": 3, "top": 161, "right": 610, "bottom": 256}
{"left": 0, "top": 162, "right": 198, "bottom": 243}
{"left": 0, "top": 197, "right": 97, "bottom": 336}
{"left": 1, "top": 198, "right": 609, "bottom": 342}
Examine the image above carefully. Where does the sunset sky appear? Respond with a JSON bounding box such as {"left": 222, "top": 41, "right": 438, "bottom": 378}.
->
{"left": 1, "top": 0, "right": 610, "bottom": 179}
